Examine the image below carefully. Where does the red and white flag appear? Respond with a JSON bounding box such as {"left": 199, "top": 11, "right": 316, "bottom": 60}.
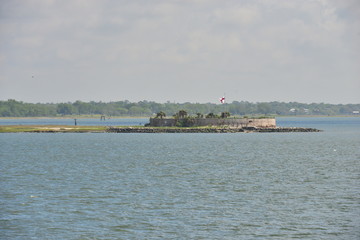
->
{"left": 219, "top": 96, "right": 225, "bottom": 104}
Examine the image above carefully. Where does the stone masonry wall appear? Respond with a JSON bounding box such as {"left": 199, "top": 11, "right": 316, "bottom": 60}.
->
{"left": 149, "top": 118, "right": 276, "bottom": 128}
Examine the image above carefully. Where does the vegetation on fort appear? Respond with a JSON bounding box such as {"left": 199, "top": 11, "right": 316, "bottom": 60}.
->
{"left": 0, "top": 99, "right": 359, "bottom": 117}
{"left": 153, "top": 110, "right": 234, "bottom": 127}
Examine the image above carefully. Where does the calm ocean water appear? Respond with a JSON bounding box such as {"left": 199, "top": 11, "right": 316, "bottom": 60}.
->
{"left": 1, "top": 117, "right": 359, "bottom": 239}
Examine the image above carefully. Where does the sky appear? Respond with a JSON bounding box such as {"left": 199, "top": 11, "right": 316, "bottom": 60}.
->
{"left": 0, "top": 0, "right": 359, "bottom": 104}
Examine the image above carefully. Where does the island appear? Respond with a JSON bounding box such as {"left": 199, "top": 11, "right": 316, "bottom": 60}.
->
{"left": 0, "top": 111, "right": 321, "bottom": 133}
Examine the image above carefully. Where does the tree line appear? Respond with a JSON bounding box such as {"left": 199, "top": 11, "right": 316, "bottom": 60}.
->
{"left": 0, "top": 99, "right": 359, "bottom": 117}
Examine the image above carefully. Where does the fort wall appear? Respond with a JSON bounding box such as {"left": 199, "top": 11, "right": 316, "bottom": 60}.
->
{"left": 149, "top": 118, "right": 276, "bottom": 128}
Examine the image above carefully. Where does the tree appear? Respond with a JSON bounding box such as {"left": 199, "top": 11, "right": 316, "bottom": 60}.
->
{"left": 196, "top": 113, "right": 204, "bottom": 118}
{"left": 257, "top": 103, "right": 271, "bottom": 115}
{"left": 57, "top": 103, "right": 74, "bottom": 115}
{"left": 221, "top": 112, "right": 230, "bottom": 118}
{"left": 73, "top": 100, "right": 92, "bottom": 115}
{"left": 178, "top": 110, "right": 188, "bottom": 118}
{"left": 1, "top": 99, "right": 360, "bottom": 117}
{"left": 155, "top": 111, "right": 166, "bottom": 119}
{"left": 129, "top": 106, "right": 148, "bottom": 116}
{"left": 206, "top": 113, "right": 217, "bottom": 118}
{"left": 176, "top": 117, "right": 195, "bottom": 127}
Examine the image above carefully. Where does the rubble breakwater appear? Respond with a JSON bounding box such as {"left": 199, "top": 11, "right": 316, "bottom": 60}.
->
{"left": 106, "top": 127, "right": 321, "bottom": 133}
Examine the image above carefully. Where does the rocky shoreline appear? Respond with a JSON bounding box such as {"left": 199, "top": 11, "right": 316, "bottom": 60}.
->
{"left": 106, "top": 127, "right": 321, "bottom": 133}
{"left": 0, "top": 125, "right": 321, "bottom": 133}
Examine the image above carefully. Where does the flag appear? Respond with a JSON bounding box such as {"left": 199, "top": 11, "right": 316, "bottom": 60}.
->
{"left": 219, "top": 96, "right": 225, "bottom": 104}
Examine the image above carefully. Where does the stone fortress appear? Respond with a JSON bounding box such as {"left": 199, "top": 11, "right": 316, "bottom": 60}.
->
{"left": 107, "top": 111, "right": 320, "bottom": 133}
{"left": 106, "top": 112, "right": 320, "bottom": 133}
{"left": 149, "top": 116, "right": 276, "bottom": 128}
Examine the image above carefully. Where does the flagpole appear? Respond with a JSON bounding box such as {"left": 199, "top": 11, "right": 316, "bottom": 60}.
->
{"left": 219, "top": 93, "right": 226, "bottom": 114}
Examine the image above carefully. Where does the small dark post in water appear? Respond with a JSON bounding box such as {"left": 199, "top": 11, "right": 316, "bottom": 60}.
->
{"left": 100, "top": 115, "right": 106, "bottom": 121}
{"left": 74, "top": 119, "right": 77, "bottom": 126}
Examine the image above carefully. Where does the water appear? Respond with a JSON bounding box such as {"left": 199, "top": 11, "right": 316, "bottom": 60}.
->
{"left": 1, "top": 117, "right": 359, "bottom": 239}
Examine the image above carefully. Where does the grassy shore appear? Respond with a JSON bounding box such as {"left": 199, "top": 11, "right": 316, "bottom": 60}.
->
{"left": 0, "top": 115, "right": 149, "bottom": 119}
{"left": 0, "top": 125, "right": 228, "bottom": 133}
{"left": 0, "top": 125, "right": 108, "bottom": 133}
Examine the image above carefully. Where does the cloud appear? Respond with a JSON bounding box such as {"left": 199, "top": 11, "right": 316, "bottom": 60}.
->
{"left": 213, "top": 6, "right": 260, "bottom": 25}
{"left": 0, "top": 0, "right": 359, "bottom": 103}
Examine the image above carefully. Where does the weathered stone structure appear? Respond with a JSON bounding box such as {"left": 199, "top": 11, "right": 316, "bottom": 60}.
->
{"left": 149, "top": 117, "right": 276, "bottom": 128}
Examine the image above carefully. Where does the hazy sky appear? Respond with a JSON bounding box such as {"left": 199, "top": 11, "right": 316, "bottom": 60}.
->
{"left": 1, "top": 0, "right": 359, "bottom": 104}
